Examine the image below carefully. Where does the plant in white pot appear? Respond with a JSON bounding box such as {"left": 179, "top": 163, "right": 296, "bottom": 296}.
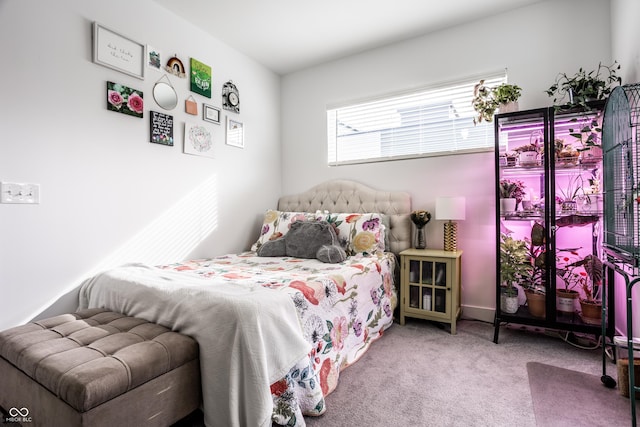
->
{"left": 514, "top": 140, "right": 541, "bottom": 167}
{"left": 473, "top": 81, "right": 522, "bottom": 124}
{"left": 499, "top": 179, "right": 525, "bottom": 213}
{"left": 556, "top": 174, "right": 584, "bottom": 214}
{"left": 555, "top": 250, "right": 587, "bottom": 315}
{"left": 499, "top": 233, "right": 532, "bottom": 314}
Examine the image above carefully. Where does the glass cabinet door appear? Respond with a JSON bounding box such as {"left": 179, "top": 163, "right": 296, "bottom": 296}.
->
{"left": 551, "top": 107, "right": 604, "bottom": 325}
{"left": 407, "top": 258, "right": 450, "bottom": 315}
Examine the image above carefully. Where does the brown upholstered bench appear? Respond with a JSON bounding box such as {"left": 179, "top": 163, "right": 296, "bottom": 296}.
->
{"left": 0, "top": 308, "right": 201, "bottom": 427}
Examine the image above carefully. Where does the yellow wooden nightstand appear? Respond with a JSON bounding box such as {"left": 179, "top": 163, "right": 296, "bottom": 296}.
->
{"left": 399, "top": 248, "right": 462, "bottom": 334}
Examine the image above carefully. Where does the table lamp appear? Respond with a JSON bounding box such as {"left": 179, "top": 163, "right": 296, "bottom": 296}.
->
{"left": 435, "top": 196, "right": 466, "bottom": 251}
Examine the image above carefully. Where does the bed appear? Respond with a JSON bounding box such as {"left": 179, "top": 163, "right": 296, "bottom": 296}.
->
{"left": 77, "top": 179, "right": 411, "bottom": 427}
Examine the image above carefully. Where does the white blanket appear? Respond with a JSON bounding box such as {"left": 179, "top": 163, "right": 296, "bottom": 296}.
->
{"left": 78, "top": 263, "right": 311, "bottom": 427}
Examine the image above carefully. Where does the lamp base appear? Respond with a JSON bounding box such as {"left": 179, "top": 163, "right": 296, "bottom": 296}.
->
{"left": 443, "top": 221, "right": 458, "bottom": 252}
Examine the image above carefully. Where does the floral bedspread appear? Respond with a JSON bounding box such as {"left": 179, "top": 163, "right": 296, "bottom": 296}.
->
{"left": 158, "top": 251, "right": 397, "bottom": 426}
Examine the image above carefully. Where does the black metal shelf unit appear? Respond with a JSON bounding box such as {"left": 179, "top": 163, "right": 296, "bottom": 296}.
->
{"left": 493, "top": 105, "right": 615, "bottom": 344}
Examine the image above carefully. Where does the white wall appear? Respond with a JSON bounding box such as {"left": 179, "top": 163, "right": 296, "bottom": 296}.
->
{"left": 0, "top": 0, "right": 282, "bottom": 330}
{"left": 3, "top": 0, "right": 635, "bottom": 334}
{"left": 281, "top": 0, "right": 613, "bottom": 321}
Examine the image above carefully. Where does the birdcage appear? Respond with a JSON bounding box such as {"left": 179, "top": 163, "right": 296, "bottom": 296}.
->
{"left": 602, "top": 83, "right": 640, "bottom": 270}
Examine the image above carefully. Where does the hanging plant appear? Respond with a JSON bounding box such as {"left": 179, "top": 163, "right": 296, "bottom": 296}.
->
{"left": 545, "top": 61, "right": 621, "bottom": 109}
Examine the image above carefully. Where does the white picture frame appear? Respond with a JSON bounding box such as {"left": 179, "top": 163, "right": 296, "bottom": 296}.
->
{"left": 184, "top": 122, "right": 214, "bottom": 158}
{"left": 226, "top": 118, "right": 244, "bottom": 148}
{"left": 203, "top": 104, "right": 221, "bottom": 124}
{"left": 93, "top": 22, "right": 145, "bottom": 80}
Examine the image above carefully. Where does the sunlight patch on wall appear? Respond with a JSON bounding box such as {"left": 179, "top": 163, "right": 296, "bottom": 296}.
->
{"left": 93, "top": 174, "right": 219, "bottom": 271}
{"left": 27, "top": 174, "right": 219, "bottom": 323}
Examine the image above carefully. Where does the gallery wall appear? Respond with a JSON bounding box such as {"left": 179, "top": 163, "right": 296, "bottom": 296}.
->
{"left": 0, "top": 0, "right": 282, "bottom": 330}
{"left": 280, "top": 0, "right": 613, "bottom": 322}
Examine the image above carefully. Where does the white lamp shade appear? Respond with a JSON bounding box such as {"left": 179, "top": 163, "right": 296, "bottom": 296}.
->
{"left": 435, "top": 197, "right": 466, "bottom": 221}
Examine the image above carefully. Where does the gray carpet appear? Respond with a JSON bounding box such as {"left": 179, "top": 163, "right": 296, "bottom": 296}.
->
{"left": 174, "top": 318, "right": 636, "bottom": 426}
{"left": 528, "top": 361, "right": 638, "bottom": 427}
{"left": 304, "top": 318, "right": 631, "bottom": 427}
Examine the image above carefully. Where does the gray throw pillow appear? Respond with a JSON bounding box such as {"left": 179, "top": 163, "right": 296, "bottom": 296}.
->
{"left": 285, "top": 220, "right": 337, "bottom": 259}
{"left": 256, "top": 238, "right": 286, "bottom": 257}
{"left": 257, "top": 220, "right": 346, "bottom": 263}
{"left": 316, "top": 244, "right": 347, "bottom": 263}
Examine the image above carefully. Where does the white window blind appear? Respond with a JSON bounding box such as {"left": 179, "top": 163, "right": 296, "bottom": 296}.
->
{"left": 327, "top": 73, "right": 507, "bottom": 165}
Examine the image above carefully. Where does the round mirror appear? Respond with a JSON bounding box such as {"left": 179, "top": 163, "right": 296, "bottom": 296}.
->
{"left": 153, "top": 81, "right": 178, "bottom": 110}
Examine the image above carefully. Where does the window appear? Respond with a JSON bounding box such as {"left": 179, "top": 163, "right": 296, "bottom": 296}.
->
{"left": 327, "top": 72, "right": 507, "bottom": 165}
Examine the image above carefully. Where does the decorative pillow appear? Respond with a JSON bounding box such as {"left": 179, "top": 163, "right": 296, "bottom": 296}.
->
{"left": 256, "top": 238, "right": 286, "bottom": 257}
{"left": 257, "top": 220, "right": 346, "bottom": 263}
{"left": 285, "top": 220, "right": 339, "bottom": 259}
{"left": 251, "top": 210, "right": 321, "bottom": 251}
{"left": 324, "top": 213, "right": 386, "bottom": 256}
{"left": 316, "top": 244, "right": 347, "bottom": 264}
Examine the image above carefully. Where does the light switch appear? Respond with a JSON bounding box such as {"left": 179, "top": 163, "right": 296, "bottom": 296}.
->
{"left": 1, "top": 182, "right": 40, "bottom": 204}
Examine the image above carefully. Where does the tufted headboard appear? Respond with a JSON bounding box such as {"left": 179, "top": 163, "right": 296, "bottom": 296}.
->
{"left": 277, "top": 180, "right": 412, "bottom": 255}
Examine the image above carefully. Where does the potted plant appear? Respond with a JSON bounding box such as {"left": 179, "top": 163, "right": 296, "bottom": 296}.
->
{"left": 499, "top": 233, "right": 532, "bottom": 314}
{"left": 555, "top": 250, "right": 587, "bottom": 314}
{"left": 473, "top": 80, "right": 522, "bottom": 124}
{"left": 554, "top": 138, "right": 580, "bottom": 167}
{"left": 499, "top": 179, "right": 525, "bottom": 213}
{"left": 523, "top": 222, "right": 547, "bottom": 318}
{"left": 514, "top": 141, "right": 541, "bottom": 167}
{"left": 568, "top": 112, "right": 603, "bottom": 164}
{"left": 556, "top": 174, "right": 584, "bottom": 214}
{"left": 579, "top": 254, "right": 604, "bottom": 324}
{"left": 546, "top": 61, "right": 621, "bottom": 108}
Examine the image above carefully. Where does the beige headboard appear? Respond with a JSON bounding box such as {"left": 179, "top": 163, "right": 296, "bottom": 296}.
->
{"left": 277, "top": 180, "right": 412, "bottom": 255}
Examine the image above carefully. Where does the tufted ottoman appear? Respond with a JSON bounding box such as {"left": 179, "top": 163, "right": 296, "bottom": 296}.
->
{"left": 0, "top": 308, "right": 201, "bottom": 427}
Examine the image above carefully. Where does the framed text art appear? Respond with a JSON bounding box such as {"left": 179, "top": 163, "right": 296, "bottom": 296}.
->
{"left": 93, "top": 22, "right": 145, "bottom": 80}
{"left": 150, "top": 111, "right": 174, "bottom": 146}
{"left": 226, "top": 117, "right": 244, "bottom": 148}
{"left": 203, "top": 104, "right": 221, "bottom": 124}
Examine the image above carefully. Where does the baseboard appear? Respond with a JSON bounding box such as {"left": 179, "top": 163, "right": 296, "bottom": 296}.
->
{"left": 460, "top": 305, "right": 494, "bottom": 323}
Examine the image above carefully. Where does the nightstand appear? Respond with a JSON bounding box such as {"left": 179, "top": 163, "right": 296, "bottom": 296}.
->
{"left": 399, "top": 248, "right": 462, "bottom": 334}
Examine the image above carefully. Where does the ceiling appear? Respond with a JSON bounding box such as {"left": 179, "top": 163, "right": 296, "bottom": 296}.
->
{"left": 153, "top": 0, "right": 543, "bottom": 75}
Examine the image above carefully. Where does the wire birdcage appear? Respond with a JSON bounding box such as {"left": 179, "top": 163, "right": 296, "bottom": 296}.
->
{"left": 602, "top": 83, "right": 640, "bottom": 270}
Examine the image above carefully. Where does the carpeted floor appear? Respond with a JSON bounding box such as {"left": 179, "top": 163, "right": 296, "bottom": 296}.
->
{"left": 176, "top": 318, "right": 637, "bottom": 426}
{"left": 527, "top": 361, "right": 638, "bottom": 427}
{"left": 303, "top": 318, "right": 634, "bottom": 427}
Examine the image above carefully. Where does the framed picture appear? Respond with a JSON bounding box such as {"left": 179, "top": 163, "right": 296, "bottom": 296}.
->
{"left": 147, "top": 45, "right": 162, "bottom": 71}
{"left": 226, "top": 117, "right": 244, "bottom": 148}
{"left": 190, "top": 58, "right": 212, "bottom": 98}
{"left": 106, "top": 81, "right": 143, "bottom": 118}
{"left": 150, "top": 111, "right": 174, "bottom": 146}
{"left": 93, "top": 22, "right": 145, "bottom": 80}
{"left": 184, "top": 122, "right": 214, "bottom": 158}
{"left": 203, "top": 104, "right": 221, "bottom": 124}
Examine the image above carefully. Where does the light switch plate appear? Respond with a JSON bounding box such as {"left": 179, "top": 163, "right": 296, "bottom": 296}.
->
{"left": 1, "top": 182, "right": 40, "bottom": 204}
